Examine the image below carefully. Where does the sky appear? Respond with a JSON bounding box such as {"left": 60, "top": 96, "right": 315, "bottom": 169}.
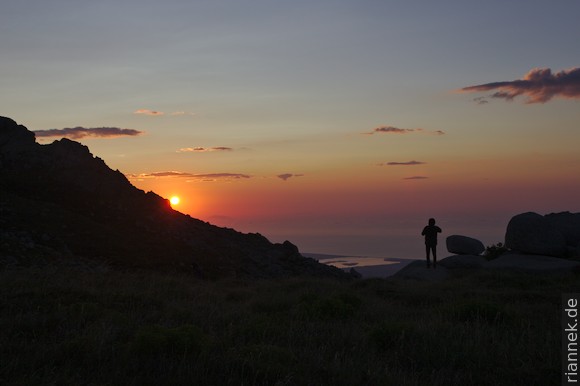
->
{"left": 2, "top": 0, "right": 579, "bottom": 258}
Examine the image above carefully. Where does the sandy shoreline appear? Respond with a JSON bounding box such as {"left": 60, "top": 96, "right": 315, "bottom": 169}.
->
{"left": 303, "top": 253, "right": 417, "bottom": 278}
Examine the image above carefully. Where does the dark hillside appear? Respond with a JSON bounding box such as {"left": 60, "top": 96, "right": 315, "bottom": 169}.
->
{"left": 0, "top": 116, "right": 346, "bottom": 279}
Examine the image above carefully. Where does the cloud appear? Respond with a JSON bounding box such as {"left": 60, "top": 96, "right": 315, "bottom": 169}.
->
{"left": 365, "top": 126, "right": 445, "bottom": 135}
{"left": 373, "top": 126, "right": 414, "bottom": 134}
{"left": 148, "top": 171, "right": 193, "bottom": 177}
{"left": 127, "top": 171, "right": 251, "bottom": 181}
{"left": 33, "top": 127, "right": 143, "bottom": 139}
{"left": 194, "top": 173, "right": 251, "bottom": 180}
{"left": 403, "top": 176, "right": 429, "bottom": 180}
{"left": 380, "top": 160, "right": 426, "bottom": 166}
{"left": 473, "top": 96, "right": 489, "bottom": 105}
{"left": 134, "top": 109, "right": 165, "bottom": 116}
{"left": 134, "top": 109, "right": 196, "bottom": 116}
{"left": 177, "top": 146, "right": 233, "bottom": 153}
{"left": 460, "top": 67, "right": 580, "bottom": 104}
{"left": 170, "top": 111, "right": 196, "bottom": 116}
{"left": 277, "top": 173, "right": 304, "bottom": 181}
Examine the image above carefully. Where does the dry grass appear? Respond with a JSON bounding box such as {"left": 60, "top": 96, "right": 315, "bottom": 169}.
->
{"left": 0, "top": 266, "right": 575, "bottom": 385}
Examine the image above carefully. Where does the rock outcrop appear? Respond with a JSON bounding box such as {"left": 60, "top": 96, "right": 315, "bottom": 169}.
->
{"left": 439, "top": 254, "right": 487, "bottom": 269}
{"left": 486, "top": 253, "right": 580, "bottom": 274}
{"left": 505, "top": 212, "right": 568, "bottom": 257}
{"left": 545, "top": 212, "right": 580, "bottom": 255}
{"left": 0, "top": 116, "right": 348, "bottom": 279}
{"left": 446, "top": 235, "right": 485, "bottom": 255}
{"left": 392, "top": 260, "right": 450, "bottom": 281}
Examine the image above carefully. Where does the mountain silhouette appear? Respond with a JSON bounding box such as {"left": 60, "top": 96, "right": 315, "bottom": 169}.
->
{"left": 0, "top": 116, "right": 346, "bottom": 278}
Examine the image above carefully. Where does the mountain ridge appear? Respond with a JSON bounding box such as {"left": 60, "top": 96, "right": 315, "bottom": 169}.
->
{"left": 0, "top": 116, "right": 347, "bottom": 279}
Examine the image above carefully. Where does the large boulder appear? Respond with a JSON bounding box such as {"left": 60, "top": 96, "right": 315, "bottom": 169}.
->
{"left": 505, "top": 212, "right": 567, "bottom": 257}
{"left": 446, "top": 235, "right": 485, "bottom": 255}
{"left": 545, "top": 212, "right": 580, "bottom": 251}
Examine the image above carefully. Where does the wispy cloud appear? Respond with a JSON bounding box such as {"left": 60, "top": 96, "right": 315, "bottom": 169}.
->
{"left": 403, "top": 176, "right": 429, "bottom": 180}
{"left": 460, "top": 67, "right": 580, "bottom": 104}
{"left": 127, "top": 171, "right": 251, "bottom": 181}
{"left": 33, "top": 127, "right": 143, "bottom": 139}
{"left": 364, "top": 126, "right": 445, "bottom": 135}
{"left": 134, "top": 109, "right": 196, "bottom": 116}
{"left": 170, "top": 111, "right": 196, "bottom": 116}
{"left": 379, "top": 160, "right": 426, "bottom": 166}
{"left": 177, "top": 147, "right": 233, "bottom": 153}
{"left": 134, "top": 109, "right": 164, "bottom": 116}
{"left": 277, "top": 173, "right": 304, "bottom": 181}
{"left": 190, "top": 173, "right": 251, "bottom": 180}
{"left": 473, "top": 96, "right": 489, "bottom": 105}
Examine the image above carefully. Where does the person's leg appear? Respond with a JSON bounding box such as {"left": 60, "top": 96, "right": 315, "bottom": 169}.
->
{"left": 425, "top": 244, "right": 431, "bottom": 268}
{"left": 433, "top": 246, "right": 437, "bottom": 269}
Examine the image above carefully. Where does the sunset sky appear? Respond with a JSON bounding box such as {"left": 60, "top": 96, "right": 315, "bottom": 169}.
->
{"left": 2, "top": 0, "right": 579, "bottom": 258}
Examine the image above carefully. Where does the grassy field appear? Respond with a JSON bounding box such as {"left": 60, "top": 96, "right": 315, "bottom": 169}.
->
{"left": 0, "top": 265, "right": 577, "bottom": 385}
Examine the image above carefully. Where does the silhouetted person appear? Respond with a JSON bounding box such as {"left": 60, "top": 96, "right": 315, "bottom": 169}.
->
{"left": 421, "top": 218, "right": 442, "bottom": 268}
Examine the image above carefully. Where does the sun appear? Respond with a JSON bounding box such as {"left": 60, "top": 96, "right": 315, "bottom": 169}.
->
{"left": 169, "top": 196, "right": 180, "bottom": 206}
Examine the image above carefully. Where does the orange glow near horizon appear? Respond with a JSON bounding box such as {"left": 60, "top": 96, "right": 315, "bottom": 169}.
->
{"left": 126, "top": 149, "right": 580, "bottom": 233}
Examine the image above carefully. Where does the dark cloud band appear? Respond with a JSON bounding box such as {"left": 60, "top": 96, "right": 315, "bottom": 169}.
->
{"left": 461, "top": 67, "right": 580, "bottom": 104}
{"left": 383, "top": 160, "right": 426, "bottom": 166}
{"left": 365, "top": 126, "right": 444, "bottom": 135}
{"left": 34, "top": 127, "right": 142, "bottom": 139}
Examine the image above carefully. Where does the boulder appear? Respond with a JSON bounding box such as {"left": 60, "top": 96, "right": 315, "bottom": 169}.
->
{"left": 446, "top": 235, "right": 485, "bottom": 255}
{"left": 505, "top": 212, "right": 567, "bottom": 257}
{"left": 439, "top": 254, "right": 488, "bottom": 269}
{"left": 544, "top": 212, "right": 580, "bottom": 248}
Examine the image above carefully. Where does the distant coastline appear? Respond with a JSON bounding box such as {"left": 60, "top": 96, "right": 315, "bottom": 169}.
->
{"left": 303, "top": 253, "right": 416, "bottom": 278}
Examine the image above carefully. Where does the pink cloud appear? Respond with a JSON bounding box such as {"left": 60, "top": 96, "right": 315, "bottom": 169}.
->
{"left": 460, "top": 67, "right": 580, "bottom": 104}
{"left": 277, "top": 173, "right": 304, "bottom": 181}
{"left": 134, "top": 109, "right": 164, "bottom": 116}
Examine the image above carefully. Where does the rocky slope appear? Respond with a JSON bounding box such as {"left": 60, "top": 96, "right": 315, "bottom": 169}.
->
{"left": 0, "top": 116, "right": 347, "bottom": 278}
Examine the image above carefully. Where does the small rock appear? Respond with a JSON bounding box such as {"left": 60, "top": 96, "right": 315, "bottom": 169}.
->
{"left": 349, "top": 267, "right": 362, "bottom": 279}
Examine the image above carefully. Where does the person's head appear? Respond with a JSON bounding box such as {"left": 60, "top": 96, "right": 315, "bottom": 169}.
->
{"left": 428, "top": 218, "right": 436, "bottom": 226}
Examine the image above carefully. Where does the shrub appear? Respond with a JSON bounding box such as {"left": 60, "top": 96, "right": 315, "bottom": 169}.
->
{"left": 484, "top": 242, "right": 508, "bottom": 260}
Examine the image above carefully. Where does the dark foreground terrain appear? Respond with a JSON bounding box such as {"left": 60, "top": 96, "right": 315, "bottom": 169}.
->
{"left": 1, "top": 265, "right": 575, "bottom": 386}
